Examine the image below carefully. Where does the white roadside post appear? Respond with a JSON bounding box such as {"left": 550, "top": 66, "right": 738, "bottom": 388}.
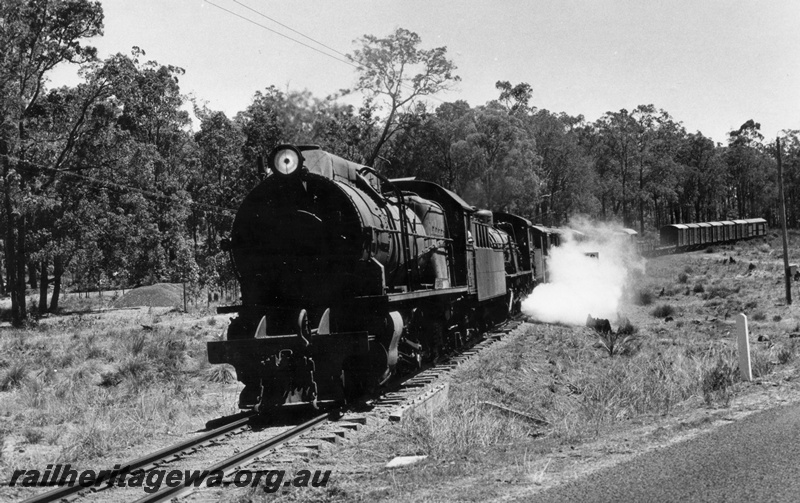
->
{"left": 737, "top": 313, "right": 753, "bottom": 381}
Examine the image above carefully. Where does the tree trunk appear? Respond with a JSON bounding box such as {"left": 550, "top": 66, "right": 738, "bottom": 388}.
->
{"left": 38, "top": 258, "right": 48, "bottom": 314}
{"left": 0, "top": 242, "right": 5, "bottom": 296}
{"left": 192, "top": 215, "right": 198, "bottom": 255}
{"left": 49, "top": 255, "right": 63, "bottom": 313}
{"left": 14, "top": 120, "right": 28, "bottom": 325}
{"left": 366, "top": 105, "right": 398, "bottom": 168}
{"left": 639, "top": 161, "right": 644, "bottom": 233}
{"left": 639, "top": 199, "right": 644, "bottom": 234}
{"left": 621, "top": 165, "right": 627, "bottom": 225}
{"left": 29, "top": 260, "right": 38, "bottom": 289}
{"left": 652, "top": 194, "right": 659, "bottom": 228}
{"left": 15, "top": 213, "right": 28, "bottom": 324}
{"left": 2, "top": 137, "right": 22, "bottom": 325}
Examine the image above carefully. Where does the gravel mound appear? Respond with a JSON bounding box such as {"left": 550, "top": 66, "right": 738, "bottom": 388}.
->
{"left": 112, "top": 283, "right": 184, "bottom": 308}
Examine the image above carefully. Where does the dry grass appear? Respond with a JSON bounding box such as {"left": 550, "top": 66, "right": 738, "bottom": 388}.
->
{"left": 0, "top": 303, "right": 236, "bottom": 477}
{"left": 406, "top": 324, "right": 743, "bottom": 450}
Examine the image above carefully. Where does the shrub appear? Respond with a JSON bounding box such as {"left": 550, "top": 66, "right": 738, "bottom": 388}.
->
{"left": 617, "top": 317, "right": 638, "bottom": 335}
{"left": 0, "top": 362, "right": 27, "bottom": 391}
{"left": 633, "top": 289, "right": 654, "bottom": 306}
{"left": 704, "top": 285, "right": 740, "bottom": 299}
{"left": 144, "top": 336, "right": 187, "bottom": 378}
{"left": 61, "top": 421, "right": 114, "bottom": 462}
{"left": 207, "top": 365, "right": 236, "bottom": 383}
{"left": 55, "top": 351, "right": 77, "bottom": 368}
{"left": 81, "top": 335, "right": 106, "bottom": 360}
{"left": 777, "top": 347, "right": 793, "bottom": 365}
{"left": 750, "top": 348, "right": 774, "bottom": 377}
{"left": 99, "top": 371, "right": 122, "bottom": 388}
{"left": 651, "top": 304, "right": 676, "bottom": 318}
{"left": 678, "top": 273, "right": 689, "bottom": 284}
{"left": 23, "top": 427, "right": 45, "bottom": 444}
{"left": 128, "top": 334, "right": 147, "bottom": 356}
{"left": 705, "top": 247, "right": 715, "bottom": 253}
{"left": 118, "top": 356, "right": 152, "bottom": 379}
{"left": 595, "top": 324, "right": 639, "bottom": 358}
{"left": 725, "top": 299, "right": 744, "bottom": 314}
{"left": 752, "top": 311, "right": 766, "bottom": 321}
{"left": 693, "top": 283, "right": 705, "bottom": 294}
{"left": 702, "top": 358, "right": 736, "bottom": 405}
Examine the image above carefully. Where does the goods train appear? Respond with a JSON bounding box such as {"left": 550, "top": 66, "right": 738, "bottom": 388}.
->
{"left": 658, "top": 218, "right": 767, "bottom": 251}
{"left": 208, "top": 145, "right": 546, "bottom": 412}
{"left": 606, "top": 220, "right": 767, "bottom": 256}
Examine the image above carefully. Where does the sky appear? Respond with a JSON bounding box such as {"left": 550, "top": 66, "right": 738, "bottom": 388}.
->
{"left": 50, "top": 0, "right": 800, "bottom": 145}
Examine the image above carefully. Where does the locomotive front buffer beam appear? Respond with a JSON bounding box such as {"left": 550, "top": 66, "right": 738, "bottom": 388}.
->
{"left": 208, "top": 330, "right": 377, "bottom": 411}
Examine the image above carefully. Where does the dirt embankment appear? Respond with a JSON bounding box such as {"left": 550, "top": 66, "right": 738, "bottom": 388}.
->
{"left": 112, "top": 283, "right": 184, "bottom": 309}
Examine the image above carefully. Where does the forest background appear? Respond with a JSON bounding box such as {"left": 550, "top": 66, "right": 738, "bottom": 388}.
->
{"left": 2, "top": 0, "right": 798, "bottom": 326}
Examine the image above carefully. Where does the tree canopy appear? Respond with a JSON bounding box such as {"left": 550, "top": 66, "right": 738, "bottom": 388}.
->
{"left": 348, "top": 27, "right": 460, "bottom": 167}
{"left": 1, "top": 14, "right": 797, "bottom": 327}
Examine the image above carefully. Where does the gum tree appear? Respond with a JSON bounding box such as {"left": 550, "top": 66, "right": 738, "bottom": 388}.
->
{"left": 348, "top": 28, "right": 460, "bottom": 168}
{"left": 0, "top": 0, "right": 103, "bottom": 325}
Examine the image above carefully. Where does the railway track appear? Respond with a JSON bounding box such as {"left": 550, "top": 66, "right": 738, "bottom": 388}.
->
{"left": 21, "top": 317, "right": 525, "bottom": 503}
{"left": 21, "top": 412, "right": 257, "bottom": 503}
{"left": 131, "top": 411, "right": 333, "bottom": 503}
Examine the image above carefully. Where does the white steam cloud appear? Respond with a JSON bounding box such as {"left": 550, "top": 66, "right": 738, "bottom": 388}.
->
{"left": 521, "top": 218, "right": 645, "bottom": 326}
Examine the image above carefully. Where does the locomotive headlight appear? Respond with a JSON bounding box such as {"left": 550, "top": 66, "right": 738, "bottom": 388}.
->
{"left": 269, "top": 145, "right": 303, "bottom": 177}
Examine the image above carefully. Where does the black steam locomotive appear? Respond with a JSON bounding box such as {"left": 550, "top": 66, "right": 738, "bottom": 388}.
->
{"left": 208, "top": 145, "right": 543, "bottom": 412}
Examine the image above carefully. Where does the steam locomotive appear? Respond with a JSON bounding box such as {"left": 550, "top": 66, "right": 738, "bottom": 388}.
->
{"left": 208, "top": 144, "right": 543, "bottom": 412}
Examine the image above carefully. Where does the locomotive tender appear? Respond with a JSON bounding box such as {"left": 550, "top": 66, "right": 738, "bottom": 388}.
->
{"left": 208, "top": 145, "right": 539, "bottom": 412}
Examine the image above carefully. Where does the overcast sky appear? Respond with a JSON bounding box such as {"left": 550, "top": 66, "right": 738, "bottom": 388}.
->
{"left": 50, "top": 0, "right": 800, "bottom": 145}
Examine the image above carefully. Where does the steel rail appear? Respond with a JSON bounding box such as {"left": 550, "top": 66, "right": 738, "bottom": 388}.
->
{"left": 131, "top": 410, "right": 333, "bottom": 503}
{"left": 21, "top": 412, "right": 255, "bottom": 503}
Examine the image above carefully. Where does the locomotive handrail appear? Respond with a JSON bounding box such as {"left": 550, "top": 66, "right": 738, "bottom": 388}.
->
{"left": 358, "top": 166, "right": 417, "bottom": 291}
{"left": 378, "top": 227, "right": 453, "bottom": 242}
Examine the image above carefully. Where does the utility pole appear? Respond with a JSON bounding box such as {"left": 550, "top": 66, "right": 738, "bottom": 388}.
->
{"left": 777, "top": 137, "right": 792, "bottom": 304}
